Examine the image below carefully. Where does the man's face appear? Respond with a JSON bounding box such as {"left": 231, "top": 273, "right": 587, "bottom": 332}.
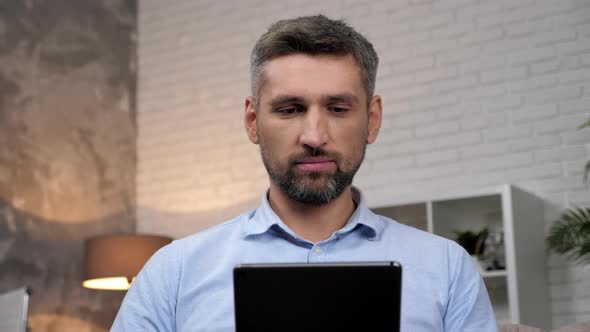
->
{"left": 244, "top": 54, "right": 382, "bottom": 205}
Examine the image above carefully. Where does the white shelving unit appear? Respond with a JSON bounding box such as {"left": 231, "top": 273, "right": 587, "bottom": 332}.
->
{"left": 371, "top": 185, "right": 552, "bottom": 330}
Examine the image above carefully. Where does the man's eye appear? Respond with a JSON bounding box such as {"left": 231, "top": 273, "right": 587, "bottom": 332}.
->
{"left": 277, "top": 107, "right": 301, "bottom": 114}
{"left": 329, "top": 107, "right": 349, "bottom": 113}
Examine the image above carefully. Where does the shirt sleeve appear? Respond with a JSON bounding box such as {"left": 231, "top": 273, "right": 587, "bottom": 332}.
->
{"left": 111, "top": 241, "right": 181, "bottom": 332}
{"left": 444, "top": 242, "right": 499, "bottom": 332}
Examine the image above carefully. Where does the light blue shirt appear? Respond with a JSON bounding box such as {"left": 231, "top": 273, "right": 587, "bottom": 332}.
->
{"left": 112, "top": 189, "right": 498, "bottom": 331}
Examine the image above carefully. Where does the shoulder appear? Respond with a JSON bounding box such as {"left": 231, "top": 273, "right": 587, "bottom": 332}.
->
{"left": 376, "top": 214, "right": 459, "bottom": 249}
{"left": 132, "top": 211, "right": 253, "bottom": 289}
{"left": 374, "top": 214, "right": 470, "bottom": 273}
{"left": 156, "top": 210, "right": 254, "bottom": 270}
{"left": 173, "top": 210, "right": 252, "bottom": 248}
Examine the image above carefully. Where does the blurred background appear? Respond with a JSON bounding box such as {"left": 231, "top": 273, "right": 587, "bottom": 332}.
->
{"left": 0, "top": 0, "right": 589, "bottom": 331}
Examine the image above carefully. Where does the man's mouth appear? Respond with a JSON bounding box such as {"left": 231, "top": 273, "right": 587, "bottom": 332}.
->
{"left": 294, "top": 157, "right": 335, "bottom": 171}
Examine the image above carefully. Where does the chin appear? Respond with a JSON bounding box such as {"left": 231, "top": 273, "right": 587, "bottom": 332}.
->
{"left": 298, "top": 172, "right": 334, "bottom": 183}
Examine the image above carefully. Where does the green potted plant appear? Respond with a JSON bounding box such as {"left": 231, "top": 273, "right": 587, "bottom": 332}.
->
{"left": 547, "top": 207, "right": 590, "bottom": 264}
{"left": 454, "top": 227, "right": 488, "bottom": 273}
{"left": 454, "top": 227, "right": 488, "bottom": 256}
{"left": 546, "top": 120, "right": 590, "bottom": 264}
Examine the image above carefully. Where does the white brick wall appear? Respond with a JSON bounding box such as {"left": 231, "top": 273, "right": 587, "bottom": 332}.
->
{"left": 138, "top": 0, "right": 590, "bottom": 326}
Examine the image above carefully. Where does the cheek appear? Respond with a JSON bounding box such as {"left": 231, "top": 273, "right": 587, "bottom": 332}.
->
{"left": 331, "top": 122, "right": 368, "bottom": 166}
{"left": 258, "top": 121, "right": 298, "bottom": 154}
{"left": 332, "top": 121, "right": 367, "bottom": 146}
{"left": 266, "top": 117, "right": 300, "bottom": 138}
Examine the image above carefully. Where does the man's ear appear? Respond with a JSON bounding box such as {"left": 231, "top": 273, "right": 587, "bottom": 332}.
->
{"left": 244, "top": 96, "right": 259, "bottom": 144}
{"left": 367, "top": 95, "right": 382, "bottom": 144}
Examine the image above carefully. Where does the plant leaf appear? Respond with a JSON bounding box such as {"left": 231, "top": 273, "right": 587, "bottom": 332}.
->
{"left": 547, "top": 207, "right": 590, "bottom": 264}
{"left": 578, "top": 119, "right": 590, "bottom": 130}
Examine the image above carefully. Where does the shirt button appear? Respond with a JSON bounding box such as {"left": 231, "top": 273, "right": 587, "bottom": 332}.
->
{"left": 314, "top": 247, "right": 321, "bottom": 254}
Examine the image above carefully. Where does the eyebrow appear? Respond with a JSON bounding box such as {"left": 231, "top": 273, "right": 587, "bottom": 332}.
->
{"left": 325, "top": 94, "right": 359, "bottom": 105}
{"left": 268, "top": 93, "right": 360, "bottom": 108}
{"left": 268, "top": 95, "right": 306, "bottom": 108}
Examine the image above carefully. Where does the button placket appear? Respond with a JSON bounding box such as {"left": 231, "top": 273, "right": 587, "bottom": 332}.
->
{"left": 307, "top": 244, "right": 323, "bottom": 263}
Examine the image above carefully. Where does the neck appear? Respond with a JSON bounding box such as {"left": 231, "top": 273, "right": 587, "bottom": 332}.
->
{"left": 267, "top": 183, "right": 357, "bottom": 244}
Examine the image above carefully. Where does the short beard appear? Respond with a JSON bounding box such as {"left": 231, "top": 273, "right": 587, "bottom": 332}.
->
{"left": 261, "top": 145, "right": 365, "bottom": 206}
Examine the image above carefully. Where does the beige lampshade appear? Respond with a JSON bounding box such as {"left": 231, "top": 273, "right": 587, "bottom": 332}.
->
{"left": 83, "top": 234, "right": 172, "bottom": 290}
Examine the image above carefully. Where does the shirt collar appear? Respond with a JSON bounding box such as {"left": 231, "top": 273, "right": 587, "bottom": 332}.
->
{"left": 241, "top": 187, "right": 384, "bottom": 241}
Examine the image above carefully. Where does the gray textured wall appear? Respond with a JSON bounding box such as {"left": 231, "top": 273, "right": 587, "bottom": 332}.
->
{"left": 0, "top": 1, "right": 137, "bottom": 331}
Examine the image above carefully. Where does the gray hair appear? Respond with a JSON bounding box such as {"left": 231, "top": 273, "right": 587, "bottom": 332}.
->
{"left": 250, "top": 15, "right": 379, "bottom": 105}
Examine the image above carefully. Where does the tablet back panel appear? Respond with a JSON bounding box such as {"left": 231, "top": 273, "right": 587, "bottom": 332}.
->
{"left": 234, "top": 262, "right": 401, "bottom": 332}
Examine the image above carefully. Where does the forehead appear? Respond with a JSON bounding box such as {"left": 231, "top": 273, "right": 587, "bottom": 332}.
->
{"left": 258, "top": 54, "right": 365, "bottom": 103}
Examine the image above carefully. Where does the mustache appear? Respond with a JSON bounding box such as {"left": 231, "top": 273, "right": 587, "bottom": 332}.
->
{"left": 288, "top": 146, "right": 339, "bottom": 164}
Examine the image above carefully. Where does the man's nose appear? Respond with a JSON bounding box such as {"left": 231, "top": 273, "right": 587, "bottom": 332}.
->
{"left": 299, "top": 107, "right": 329, "bottom": 149}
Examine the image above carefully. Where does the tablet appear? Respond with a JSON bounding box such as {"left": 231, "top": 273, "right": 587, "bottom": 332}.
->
{"left": 233, "top": 261, "right": 402, "bottom": 332}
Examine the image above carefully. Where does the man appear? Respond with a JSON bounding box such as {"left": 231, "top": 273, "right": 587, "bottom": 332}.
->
{"left": 112, "top": 15, "right": 497, "bottom": 331}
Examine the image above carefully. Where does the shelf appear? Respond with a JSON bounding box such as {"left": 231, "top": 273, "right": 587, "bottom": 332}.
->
{"left": 431, "top": 194, "right": 503, "bottom": 243}
{"left": 371, "top": 203, "right": 428, "bottom": 231}
{"left": 375, "top": 185, "right": 552, "bottom": 329}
